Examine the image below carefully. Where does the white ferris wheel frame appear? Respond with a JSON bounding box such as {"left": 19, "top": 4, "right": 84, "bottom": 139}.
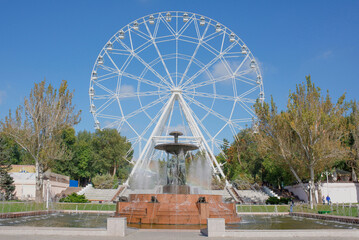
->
{"left": 89, "top": 11, "right": 264, "bottom": 186}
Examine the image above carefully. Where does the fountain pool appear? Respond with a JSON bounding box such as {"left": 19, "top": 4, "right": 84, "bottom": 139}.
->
{"left": 0, "top": 213, "right": 358, "bottom": 230}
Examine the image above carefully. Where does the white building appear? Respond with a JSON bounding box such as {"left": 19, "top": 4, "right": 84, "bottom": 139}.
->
{"left": 9, "top": 165, "right": 69, "bottom": 201}
{"left": 285, "top": 182, "right": 359, "bottom": 203}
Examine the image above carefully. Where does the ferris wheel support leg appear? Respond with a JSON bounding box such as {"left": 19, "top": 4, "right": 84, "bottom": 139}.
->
{"left": 177, "top": 93, "right": 229, "bottom": 185}
{"left": 124, "top": 94, "right": 176, "bottom": 186}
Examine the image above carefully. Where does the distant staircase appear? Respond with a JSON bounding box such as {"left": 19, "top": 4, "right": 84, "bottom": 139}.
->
{"left": 235, "top": 189, "right": 269, "bottom": 204}
{"left": 226, "top": 185, "right": 243, "bottom": 203}
{"left": 55, "top": 187, "right": 82, "bottom": 200}
{"left": 262, "top": 186, "right": 280, "bottom": 199}
{"left": 78, "top": 184, "right": 125, "bottom": 202}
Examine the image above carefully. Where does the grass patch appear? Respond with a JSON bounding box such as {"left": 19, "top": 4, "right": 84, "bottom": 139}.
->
{"left": 0, "top": 202, "right": 116, "bottom": 213}
{"left": 237, "top": 205, "right": 289, "bottom": 212}
{"left": 294, "top": 204, "right": 359, "bottom": 218}
{"left": 236, "top": 204, "right": 359, "bottom": 218}
{"left": 53, "top": 203, "right": 116, "bottom": 211}
{"left": 0, "top": 202, "right": 46, "bottom": 213}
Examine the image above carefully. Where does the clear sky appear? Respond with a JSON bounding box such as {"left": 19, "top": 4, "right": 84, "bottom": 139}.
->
{"left": 0, "top": 0, "right": 358, "bottom": 133}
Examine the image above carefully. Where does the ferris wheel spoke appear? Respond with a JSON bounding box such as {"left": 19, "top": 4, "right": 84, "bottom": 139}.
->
{"left": 165, "top": 102, "right": 175, "bottom": 135}
{"left": 183, "top": 95, "right": 228, "bottom": 123}
{"left": 237, "top": 100, "right": 256, "bottom": 118}
{"left": 93, "top": 94, "right": 113, "bottom": 100}
{"left": 233, "top": 54, "right": 250, "bottom": 76}
{"left": 134, "top": 39, "right": 154, "bottom": 54}
{"left": 228, "top": 122, "right": 241, "bottom": 138}
{"left": 104, "top": 51, "right": 122, "bottom": 73}
{"left": 140, "top": 104, "right": 167, "bottom": 138}
{"left": 236, "top": 75, "right": 257, "bottom": 86}
{"left": 178, "top": 37, "right": 202, "bottom": 86}
{"left": 152, "top": 39, "right": 175, "bottom": 86}
{"left": 102, "top": 120, "right": 121, "bottom": 129}
{"left": 119, "top": 90, "right": 167, "bottom": 99}
{"left": 180, "top": 41, "right": 237, "bottom": 89}
{"left": 193, "top": 15, "right": 202, "bottom": 40}
{"left": 202, "top": 29, "right": 222, "bottom": 43}
{"left": 183, "top": 75, "right": 232, "bottom": 91}
{"left": 131, "top": 27, "right": 152, "bottom": 42}
{"left": 183, "top": 91, "right": 234, "bottom": 101}
{"left": 238, "top": 85, "right": 260, "bottom": 98}
{"left": 125, "top": 119, "right": 141, "bottom": 137}
{"left": 114, "top": 38, "right": 172, "bottom": 88}
{"left": 200, "top": 42, "right": 220, "bottom": 56}
{"left": 220, "top": 57, "right": 234, "bottom": 76}
{"left": 177, "top": 14, "right": 195, "bottom": 37}
{"left": 235, "top": 69, "right": 256, "bottom": 78}
{"left": 120, "top": 71, "right": 168, "bottom": 90}
{"left": 158, "top": 14, "right": 176, "bottom": 37}
{"left": 188, "top": 107, "right": 215, "bottom": 142}
{"left": 212, "top": 122, "right": 229, "bottom": 139}
{"left": 96, "top": 113, "right": 123, "bottom": 121}
{"left": 98, "top": 65, "right": 119, "bottom": 77}
{"left": 116, "top": 118, "right": 126, "bottom": 133}
{"left": 152, "top": 13, "right": 162, "bottom": 39}
{"left": 94, "top": 74, "right": 118, "bottom": 83}
{"left": 93, "top": 82, "right": 115, "bottom": 95}
{"left": 124, "top": 94, "right": 170, "bottom": 120}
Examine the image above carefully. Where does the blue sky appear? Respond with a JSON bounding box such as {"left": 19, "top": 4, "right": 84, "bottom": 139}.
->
{"left": 0, "top": 0, "right": 358, "bottom": 133}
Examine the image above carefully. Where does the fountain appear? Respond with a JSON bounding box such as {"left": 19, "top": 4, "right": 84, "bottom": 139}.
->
{"left": 115, "top": 131, "right": 241, "bottom": 225}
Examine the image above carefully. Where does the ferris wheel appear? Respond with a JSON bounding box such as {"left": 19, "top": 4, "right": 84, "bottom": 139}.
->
{"left": 89, "top": 11, "right": 264, "bottom": 185}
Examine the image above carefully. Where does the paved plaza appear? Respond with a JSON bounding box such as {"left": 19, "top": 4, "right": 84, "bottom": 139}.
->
{"left": 0, "top": 232, "right": 359, "bottom": 240}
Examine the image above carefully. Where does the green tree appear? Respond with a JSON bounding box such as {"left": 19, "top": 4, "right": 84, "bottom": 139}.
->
{"left": 0, "top": 135, "right": 15, "bottom": 200}
{"left": 74, "top": 130, "right": 97, "bottom": 185}
{"left": 92, "top": 129, "right": 131, "bottom": 178}
{"left": 347, "top": 100, "right": 359, "bottom": 181}
{"left": 229, "top": 129, "right": 263, "bottom": 182}
{"left": 255, "top": 76, "right": 348, "bottom": 208}
{"left": 254, "top": 96, "right": 305, "bottom": 187}
{"left": 287, "top": 76, "right": 347, "bottom": 207}
{"left": 92, "top": 173, "right": 117, "bottom": 189}
{"left": 51, "top": 127, "right": 77, "bottom": 178}
{"left": 0, "top": 80, "right": 81, "bottom": 202}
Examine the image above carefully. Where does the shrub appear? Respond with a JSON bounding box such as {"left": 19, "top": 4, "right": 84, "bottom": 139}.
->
{"left": 92, "top": 173, "right": 118, "bottom": 189}
{"left": 59, "top": 193, "right": 89, "bottom": 203}
{"left": 266, "top": 196, "right": 291, "bottom": 205}
{"left": 0, "top": 172, "right": 15, "bottom": 200}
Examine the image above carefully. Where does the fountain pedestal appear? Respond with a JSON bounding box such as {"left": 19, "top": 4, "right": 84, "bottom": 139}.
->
{"left": 116, "top": 131, "right": 241, "bottom": 225}
{"left": 162, "top": 184, "right": 190, "bottom": 194}
{"left": 116, "top": 193, "right": 240, "bottom": 225}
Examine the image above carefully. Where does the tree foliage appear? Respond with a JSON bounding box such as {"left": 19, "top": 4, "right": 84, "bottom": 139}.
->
{"left": 92, "top": 129, "right": 131, "bottom": 178}
{"left": 51, "top": 129, "right": 132, "bottom": 186}
{"left": 0, "top": 80, "right": 81, "bottom": 202}
{"left": 0, "top": 135, "right": 15, "bottom": 200}
{"left": 59, "top": 192, "right": 89, "bottom": 203}
{"left": 92, "top": 173, "right": 117, "bottom": 189}
{"left": 347, "top": 100, "right": 359, "bottom": 181}
{"left": 254, "top": 76, "right": 348, "bottom": 206}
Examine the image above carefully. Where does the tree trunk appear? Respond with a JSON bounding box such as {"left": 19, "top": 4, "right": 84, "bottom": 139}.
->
{"left": 352, "top": 168, "right": 358, "bottom": 182}
{"left": 35, "top": 161, "right": 44, "bottom": 203}
{"left": 309, "top": 166, "right": 316, "bottom": 209}
{"left": 112, "top": 163, "right": 116, "bottom": 177}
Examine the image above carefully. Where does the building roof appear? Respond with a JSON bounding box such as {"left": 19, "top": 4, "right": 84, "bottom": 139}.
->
{"left": 9, "top": 165, "right": 36, "bottom": 173}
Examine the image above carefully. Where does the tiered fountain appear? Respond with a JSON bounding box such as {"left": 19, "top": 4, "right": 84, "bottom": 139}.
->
{"left": 116, "top": 131, "right": 241, "bottom": 225}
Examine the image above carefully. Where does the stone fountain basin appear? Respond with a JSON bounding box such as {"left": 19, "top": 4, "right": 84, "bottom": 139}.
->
{"left": 154, "top": 143, "right": 198, "bottom": 155}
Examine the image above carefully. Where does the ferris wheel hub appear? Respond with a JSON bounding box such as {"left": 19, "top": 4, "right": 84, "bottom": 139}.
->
{"left": 170, "top": 88, "right": 183, "bottom": 94}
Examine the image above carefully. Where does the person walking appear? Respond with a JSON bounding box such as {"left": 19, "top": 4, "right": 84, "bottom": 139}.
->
{"left": 326, "top": 195, "right": 331, "bottom": 205}
{"left": 290, "top": 199, "right": 294, "bottom": 213}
